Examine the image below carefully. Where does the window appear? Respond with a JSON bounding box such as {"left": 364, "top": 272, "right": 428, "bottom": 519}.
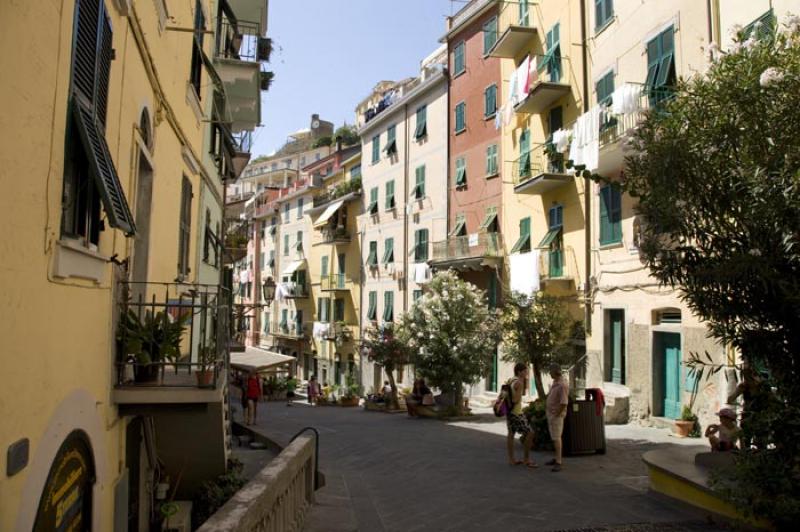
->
{"left": 743, "top": 9, "right": 776, "bottom": 42}
{"left": 383, "top": 291, "right": 394, "bottom": 322}
{"left": 483, "top": 17, "right": 498, "bottom": 54}
{"left": 178, "top": 176, "right": 192, "bottom": 277}
{"left": 296, "top": 230, "right": 303, "bottom": 251}
{"left": 371, "top": 135, "right": 380, "bottom": 163}
{"left": 413, "top": 290, "right": 423, "bottom": 303}
{"left": 297, "top": 197, "right": 304, "bottom": 219}
{"left": 453, "top": 41, "right": 465, "bottom": 75}
{"left": 321, "top": 256, "right": 329, "bottom": 277}
{"left": 599, "top": 185, "right": 622, "bottom": 244}
{"left": 479, "top": 206, "right": 498, "bottom": 233}
{"left": 260, "top": 252, "right": 265, "bottom": 269}
{"left": 414, "top": 105, "right": 427, "bottom": 140}
{"left": 605, "top": 309, "right": 626, "bottom": 384}
{"left": 368, "top": 187, "right": 379, "bottom": 215}
{"left": 510, "top": 217, "right": 531, "bottom": 254}
{"left": 455, "top": 102, "right": 466, "bottom": 133}
{"left": 367, "top": 291, "right": 377, "bottom": 320}
{"left": 518, "top": 128, "right": 531, "bottom": 178}
{"left": 350, "top": 164, "right": 361, "bottom": 180}
{"left": 61, "top": 0, "right": 135, "bottom": 246}
{"left": 382, "top": 237, "right": 394, "bottom": 264}
{"left": 385, "top": 125, "right": 397, "bottom": 156}
{"left": 450, "top": 213, "right": 466, "bottom": 237}
{"left": 318, "top": 297, "right": 330, "bottom": 322}
{"left": 596, "top": 71, "right": 616, "bottom": 130}
{"left": 203, "top": 209, "right": 212, "bottom": 262}
{"left": 484, "top": 84, "right": 497, "bottom": 118}
{"left": 646, "top": 26, "right": 675, "bottom": 103}
{"left": 549, "top": 205, "right": 563, "bottom": 228}
{"left": 283, "top": 202, "right": 290, "bottom": 222}
{"left": 519, "top": 0, "right": 530, "bottom": 25}
{"left": 385, "top": 180, "right": 396, "bottom": 210}
{"left": 189, "top": 0, "right": 205, "bottom": 98}
{"left": 595, "top": 0, "right": 614, "bottom": 30}
{"left": 414, "top": 229, "right": 429, "bottom": 262}
{"left": 269, "top": 250, "right": 274, "bottom": 267}
{"left": 547, "top": 107, "right": 565, "bottom": 173}
{"left": 367, "top": 241, "right": 378, "bottom": 266}
{"left": 283, "top": 234, "right": 289, "bottom": 256}
{"left": 333, "top": 299, "right": 345, "bottom": 322}
{"left": 455, "top": 157, "right": 467, "bottom": 188}
{"left": 539, "top": 23, "right": 562, "bottom": 83}
{"left": 413, "top": 165, "right": 426, "bottom": 199}
{"left": 486, "top": 144, "right": 498, "bottom": 176}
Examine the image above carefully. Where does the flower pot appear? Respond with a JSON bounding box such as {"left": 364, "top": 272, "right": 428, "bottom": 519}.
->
{"left": 195, "top": 369, "right": 214, "bottom": 387}
{"left": 674, "top": 420, "right": 694, "bottom": 437}
{"left": 339, "top": 397, "right": 359, "bottom": 407}
{"left": 134, "top": 363, "right": 159, "bottom": 383}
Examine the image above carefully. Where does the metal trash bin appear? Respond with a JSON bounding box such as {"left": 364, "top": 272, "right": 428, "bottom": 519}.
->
{"left": 562, "top": 390, "right": 606, "bottom": 455}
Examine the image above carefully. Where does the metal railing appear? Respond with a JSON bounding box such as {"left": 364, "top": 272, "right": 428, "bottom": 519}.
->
{"left": 432, "top": 232, "right": 504, "bottom": 262}
{"left": 529, "top": 53, "right": 570, "bottom": 86}
{"left": 270, "top": 321, "right": 310, "bottom": 339}
{"left": 539, "top": 245, "right": 579, "bottom": 283}
{"left": 216, "top": 15, "right": 264, "bottom": 63}
{"left": 116, "top": 281, "right": 230, "bottom": 389}
{"left": 323, "top": 322, "right": 353, "bottom": 341}
{"left": 450, "top": 0, "right": 494, "bottom": 31}
{"left": 320, "top": 226, "right": 351, "bottom": 244}
{"left": 320, "top": 274, "right": 349, "bottom": 291}
{"left": 279, "top": 281, "right": 309, "bottom": 298}
{"left": 598, "top": 85, "right": 676, "bottom": 148}
{"left": 513, "top": 143, "right": 567, "bottom": 185}
{"left": 233, "top": 130, "right": 252, "bottom": 154}
{"left": 312, "top": 178, "right": 362, "bottom": 208}
{"left": 497, "top": 0, "right": 535, "bottom": 29}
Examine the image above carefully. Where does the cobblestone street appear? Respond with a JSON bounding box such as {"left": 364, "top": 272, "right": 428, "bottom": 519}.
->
{"left": 247, "top": 403, "right": 727, "bottom": 532}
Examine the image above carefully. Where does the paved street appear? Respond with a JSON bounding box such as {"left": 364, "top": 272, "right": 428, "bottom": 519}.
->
{"left": 248, "top": 402, "right": 725, "bottom": 532}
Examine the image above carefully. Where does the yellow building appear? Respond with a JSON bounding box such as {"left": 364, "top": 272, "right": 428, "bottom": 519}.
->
{"left": 0, "top": 0, "right": 267, "bottom": 529}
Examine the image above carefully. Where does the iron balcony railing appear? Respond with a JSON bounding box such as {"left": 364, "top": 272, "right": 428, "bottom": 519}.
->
{"left": 215, "top": 12, "right": 270, "bottom": 63}
{"left": 323, "top": 321, "right": 354, "bottom": 342}
{"left": 513, "top": 143, "right": 567, "bottom": 185}
{"left": 116, "top": 281, "right": 230, "bottom": 389}
{"left": 539, "top": 245, "right": 579, "bottom": 283}
{"left": 279, "top": 281, "right": 309, "bottom": 298}
{"left": 269, "top": 321, "right": 310, "bottom": 339}
{"left": 599, "top": 85, "right": 676, "bottom": 148}
{"left": 312, "top": 178, "right": 362, "bottom": 208}
{"left": 432, "top": 232, "right": 504, "bottom": 262}
{"left": 450, "top": 0, "right": 494, "bottom": 31}
{"left": 233, "top": 130, "right": 252, "bottom": 154}
{"left": 320, "top": 274, "right": 350, "bottom": 291}
{"left": 320, "top": 226, "right": 351, "bottom": 244}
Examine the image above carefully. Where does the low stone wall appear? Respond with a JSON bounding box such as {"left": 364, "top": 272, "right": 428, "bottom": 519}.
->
{"left": 197, "top": 435, "right": 316, "bottom": 532}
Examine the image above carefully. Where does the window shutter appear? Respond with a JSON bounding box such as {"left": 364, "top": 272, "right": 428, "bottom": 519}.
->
{"left": 415, "top": 165, "right": 426, "bottom": 198}
{"left": 385, "top": 180, "right": 395, "bottom": 209}
{"left": 321, "top": 256, "right": 329, "bottom": 276}
{"left": 416, "top": 229, "right": 429, "bottom": 262}
{"left": 73, "top": 0, "right": 101, "bottom": 105}
{"left": 95, "top": 10, "right": 113, "bottom": 126}
{"left": 372, "top": 135, "right": 380, "bottom": 163}
{"left": 368, "top": 291, "right": 377, "bottom": 320}
{"left": 414, "top": 105, "right": 427, "bottom": 139}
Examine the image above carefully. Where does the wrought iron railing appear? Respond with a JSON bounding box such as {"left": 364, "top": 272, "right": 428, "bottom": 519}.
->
{"left": 320, "top": 226, "right": 351, "bottom": 244}
{"left": 312, "top": 178, "right": 362, "bottom": 208}
{"left": 116, "top": 282, "right": 230, "bottom": 389}
{"left": 233, "top": 130, "right": 252, "bottom": 154}
{"left": 432, "top": 232, "right": 504, "bottom": 262}
{"left": 270, "top": 321, "right": 310, "bottom": 339}
{"left": 320, "top": 274, "right": 349, "bottom": 291}
{"left": 598, "top": 85, "right": 676, "bottom": 148}
{"left": 279, "top": 281, "right": 309, "bottom": 298}
{"left": 512, "top": 143, "right": 567, "bottom": 185}
{"left": 215, "top": 15, "right": 266, "bottom": 63}
{"left": 539, "top": 245, "right": 579, "bottom": 282}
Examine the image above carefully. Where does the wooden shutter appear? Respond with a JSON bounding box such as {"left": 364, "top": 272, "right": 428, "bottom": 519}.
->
{"left": 95, "top": 10, "right": 113, "bottom": 126}
{"left": 72, "top": 0, "right": 101, "bottom": 105}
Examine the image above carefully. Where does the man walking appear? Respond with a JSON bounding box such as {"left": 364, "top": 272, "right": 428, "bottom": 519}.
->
{"left": 546, "top": 363, "right": 569, "bottom": 472}
{"left": 507, "top": 363, "right": 536, "bottom": 468}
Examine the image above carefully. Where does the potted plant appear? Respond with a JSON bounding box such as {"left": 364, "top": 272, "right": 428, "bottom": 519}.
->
{"left": 339, "top": 380, "right": 362, "bottom": 407}
{"left": 675, "top": 405, "right": 699, "bottom": 437}
{"left": 118, "top": 309, "right": 186, "bottom": 383}
{"left": 195, "top": 344, "right": 216, "bottom": 387}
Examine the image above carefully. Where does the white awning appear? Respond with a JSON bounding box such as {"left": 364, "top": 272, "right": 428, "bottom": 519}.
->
{"left": 282, "top": 260, "right": 306, "bottom": 276}
{"left": 231, "top": 347, "right": 295, "bottom": 372}
{"left": 312, "top": 199, "right": 345, "bottom": 228}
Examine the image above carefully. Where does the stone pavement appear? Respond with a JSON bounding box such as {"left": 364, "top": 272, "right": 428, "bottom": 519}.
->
{"left": 249, "top": 402, "right": 726, "bottom": 532}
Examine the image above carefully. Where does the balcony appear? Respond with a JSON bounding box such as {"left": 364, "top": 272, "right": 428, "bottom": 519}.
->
{"left": 312, "top": 177, "right": 362, "bottom": 209}
{"left": 323, "top": 322, "right": 354, "bottom": 343}
{"left": 539, "top": 245, "right": 580, "bottom": 285}
{"left": 213, "top": 4, "right": 269, "bottom": 132}
{"left": 269, "top": 321, "right": 310, "bottom": 340}
{"left": 488, "top": 1, "right": 538, "bottom": 58}
{"left": 515, "top": 55, "right": 572, "bottom": 115}
{"left": 320, "top": 274, "right": 351, "bottom": 292}
{"left": 513, "top": 143, "right": 572, "bottom": 194}
{"left": 225, "top": 221, "right": 249, "bottom": 263}
{"left": 113, "top": 282, "right": 229, "bottom": 409}
{"left": 278, "top": 281, "right": 309, "bottom": 299}
{"left": 319, "top": 226, "right": 351, "bottom": 245}
{"left": 431, "top": 232, "right": 504, "bottom": 270}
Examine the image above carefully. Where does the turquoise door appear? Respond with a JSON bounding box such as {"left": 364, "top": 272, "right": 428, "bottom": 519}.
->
{"left": 663, "top": 333, "right": 681, "bottom": 419}
{"left": 487, "top": 351, "right": 498, "bottom": 392}
{"left": 610, "top": 310, "right": 625, "bottom": 384}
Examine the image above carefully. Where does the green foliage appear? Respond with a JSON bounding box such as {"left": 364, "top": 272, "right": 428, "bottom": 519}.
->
{"left": 523, "top": 400, "right": 553, "bottom": 450}
{"left": 499, "top": 292, "right": 577, "bottom": 398}
{"left": 602, "top": 20, "right": 800, "bottom": 526}
{"left": 192, "top": 458, "right": 246, "bottom": 527}
{"left": 118, "top": 309, "right": 187, "bottom": 365}
{"left": 333, "top": 124, "right": 359, "bottom": 146}
{"left": 397, "top": 271, "right": 501, "bottom": 408}
{"left": 342, "top": 374, "right": 362, "bottom": 399}
{"left": 361, "top": 325, "right": 411, "bottom": 408}
{"left": 312, "top": 135, "right": 332, "bottom": 149}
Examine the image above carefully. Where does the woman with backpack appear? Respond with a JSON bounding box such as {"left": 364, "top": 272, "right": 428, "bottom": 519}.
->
{"left": 503, "top": 363, "right": 536, "bottom": 468}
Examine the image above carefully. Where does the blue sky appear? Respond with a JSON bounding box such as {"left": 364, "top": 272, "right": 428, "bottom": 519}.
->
{"left": 253, "top": 0, "right": 459, "bottom": 157}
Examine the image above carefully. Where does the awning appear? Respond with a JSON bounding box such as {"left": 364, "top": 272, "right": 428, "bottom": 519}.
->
{"left": 231, "top": 347, "right": 294, "bottom": 372}
{"left": 312, "top": 199, "right": 344, "bottom": 228}
{"left": 282, "top": 260, "right": 306, "bottom": 276}
{"left": 537, "top": 227, "right": 562, "bottom": 248}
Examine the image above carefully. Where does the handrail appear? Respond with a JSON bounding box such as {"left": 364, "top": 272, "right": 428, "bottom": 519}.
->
{"left": 290, "top": 427, "right": 322, "bottom": 489}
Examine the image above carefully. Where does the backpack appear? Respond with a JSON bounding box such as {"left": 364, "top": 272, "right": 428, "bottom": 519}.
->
{"left": 493, "top": 380, "right": 515, "bottom": 417}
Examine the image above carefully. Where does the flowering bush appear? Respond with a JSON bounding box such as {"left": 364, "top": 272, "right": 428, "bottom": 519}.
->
{"left": 397, "top": 271, "right": 501, "bottom": 410}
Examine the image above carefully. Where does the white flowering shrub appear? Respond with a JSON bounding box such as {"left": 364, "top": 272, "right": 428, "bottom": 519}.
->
{"left": 397, "top": 270, "right": 501, "bottom": 410}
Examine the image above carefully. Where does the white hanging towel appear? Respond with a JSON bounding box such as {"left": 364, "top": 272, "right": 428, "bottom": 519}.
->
{"left": 508, "top": 69, "right": 519, "bottom": 106}
{"left": 553, "top": 129, "right": 571, "bottom": 153}
{"left": 509, "top": 250, "right": 540, "bottom": 297}
{"left": 414, "top": 263, "right": 431, "bottom": 284}
{"left": 568, "top": 107, "right": 601, "bottom": 172}
{"left": 516, "top": 56, "right": 531, "bottom": 101}
{"left": 611, "top": 83, "right": 643, "bottom": 115}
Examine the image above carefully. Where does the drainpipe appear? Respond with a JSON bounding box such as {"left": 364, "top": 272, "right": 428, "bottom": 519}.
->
{"left": 580, "top": 0, "right": 592, "bottom": 336}
{"left": 403, "top": 102, "right": 410, "bottom": 316}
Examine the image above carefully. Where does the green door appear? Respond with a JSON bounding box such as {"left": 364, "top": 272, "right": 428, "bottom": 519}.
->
{"left": 663, "top": 333, "right": 681, "bottom": 419}
{"left": 610, "top": 310, "right": 625, "bottom": 384}
{"left": 337, "top": 253, "right": 346, "bottom": 288}
{"left": 487, "top": 351, "right": 498, "bottom": 392}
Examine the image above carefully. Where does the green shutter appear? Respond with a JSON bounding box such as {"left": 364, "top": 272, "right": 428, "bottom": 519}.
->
{"left": 383, "top": 291, "right": 394, "bottom": 322}
{"left": 367, "top": 291, "right": 377, "bottom": 320}
{"left": 372, "top": 135, "right": 380, "bottom": 163}
{"left": 414, "top": 105, "right": 427, "bottom": 139}
{"left": 382, "top": 237, "right": 394, "bottom": 264}
{"left": 415, "top": 229, "right": 429, "bottom": 262}
{"left": 413, "top": 290, "right": 423, "bottom": 303}
{"left": 743, "top": 10, "right": 776, "bottom": 42}
{"left": 600, "top": 186, "right": 622, "bottom": 244}
{"left": 414, "top": 165, "right": 426, "bottom": 198}
{"left": 455, "top": 157, "right": 467, "bottom": 187}
{"left": 455, "top": 102, "right": 466, "bottom": 133}
{"left": 595, "top": 0, "right": 614, "bottom": 30}
{"left": 484, "top": 85, "right": 497, "bottom": 117}
{"left": 385, "top": 180, "right": 395, "bottom": 209}
{"left": 334, "top": 299, "right": 345, "bottom": 322}
{"left": 454, "top": 41, "right": 465, "bottom": 74}
{"left": 486, "top": 144, "right": 498, "bottom": 176}
{"left": 519, "top": 129, "right": 531, "bottom": 177}
{"left": 510, "top": 217, "right": 531, "bottom": 254}
{"left": 519, "top": 0, "right": 529, "bottom": 25}
{"left": 281, "top": 309, "right": 288, "bottom": 329}
{"left": 368, "top": 187, "right": 378, "bottom": 214}
{"left": 483, "top": 17, "right": 497, "bottom": 55}
{"left": 321, "top": 256, "right": 329, "bottom": 276}
{"left": 284, "top": 234, "right": 289, "bottom": 255}
{"left": 385, "top": 125, "right": 397, "bottom": 155}
{"left": 367, "top": 241, "right": 378, "bottom": 265}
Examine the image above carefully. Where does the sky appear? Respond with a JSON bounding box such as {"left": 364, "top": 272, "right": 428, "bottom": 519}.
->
{"left": 252, "top": 0, "right": 462, "bottom": 157}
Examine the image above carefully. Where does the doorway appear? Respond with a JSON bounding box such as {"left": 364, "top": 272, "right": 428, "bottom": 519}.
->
{"left": 653, "top": 332, "right": 681, "bottom": 419}
{"left": 131, "top": 151, "right": 153, "bottom": 300}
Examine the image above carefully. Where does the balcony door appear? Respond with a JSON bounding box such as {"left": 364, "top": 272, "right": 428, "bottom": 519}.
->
{"left": 131, "top": 151, "right": 153, "bottom": 300}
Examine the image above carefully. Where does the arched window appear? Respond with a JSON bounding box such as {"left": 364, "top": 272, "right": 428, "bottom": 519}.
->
{"left": 139, "top": 108, "right": 153, "bottom": 151}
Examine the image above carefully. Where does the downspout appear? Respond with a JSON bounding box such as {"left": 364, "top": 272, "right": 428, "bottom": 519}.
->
{"left": 580, "top": 0, "right": 592, "bottom": 335}
{"left": 403, "top": 102, "right": 410, "bottom": 316}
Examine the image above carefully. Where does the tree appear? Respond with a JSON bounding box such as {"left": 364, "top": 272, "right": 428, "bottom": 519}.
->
{"left": 397, "top": 271, "right": 501, "bottom": 411}
{"left": 360, "top": 325, "right": 410, "bottom": 409}
{"left": 499, "top": 292, "right": 577, "bottom": 399}
{"left": 597, "top": 19, "right": 800, "bottom": 526}
{"left": 333, "top": 124, "right": 359, "bottom": 146}
{"left": 312, "top": 135, "right": 332, "bottom": 149}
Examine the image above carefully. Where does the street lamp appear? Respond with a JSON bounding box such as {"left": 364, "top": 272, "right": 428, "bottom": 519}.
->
{"left": 262, "top": 276, "right": 276, "bottom": 304}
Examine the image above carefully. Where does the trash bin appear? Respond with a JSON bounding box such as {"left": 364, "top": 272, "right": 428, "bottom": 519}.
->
{"left": 562, "top": 390, "right": 606, "bottom": 455}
